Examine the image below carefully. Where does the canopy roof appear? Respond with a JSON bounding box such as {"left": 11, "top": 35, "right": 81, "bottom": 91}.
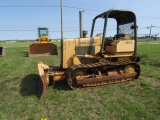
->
{"left": 94, "top": 9, "right": 136, "bottom": 24}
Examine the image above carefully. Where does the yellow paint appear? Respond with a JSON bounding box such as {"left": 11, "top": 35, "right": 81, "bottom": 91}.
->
{"left": 38, "top": 36, "right": 49, "bottom": 43}
{"left": 62, "top": 37, "right": 102, "bottom": 68}
{"left": 105, "top": 40, "right": 135, "bottom": 53}
{"left": 53, "top": 75, "right": 65, "bottom": 81}
{"left": 41, "top": 118, "right": 47, "bottom": 120}
{"left": 73, "top": 55, "right": 81, "bottom": 65}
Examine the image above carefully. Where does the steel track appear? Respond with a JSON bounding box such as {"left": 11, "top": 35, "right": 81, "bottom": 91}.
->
{"left": 65, "top": 60, "right": 140, "bottom": 89}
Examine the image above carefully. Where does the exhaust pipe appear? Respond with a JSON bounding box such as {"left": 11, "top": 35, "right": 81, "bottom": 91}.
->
{"left": 83, "top": 30, "right": 88, "bottom": 38}
{"left": 79, "top": 11, "right": 88, "bottom": 38}
{"left": 79, "top": 11, "right": 85, "bottom": 38}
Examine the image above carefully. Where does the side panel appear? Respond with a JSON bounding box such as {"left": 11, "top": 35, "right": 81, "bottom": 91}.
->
{"left": 75, "top": 37, "right": 102, "bottom": 56}
{"left": 62, "top": 37, "right": 102, "bottom": 68}
{"left": 75, "top": 37, "right": 102, "bottom": 46}
{"left": 117, "top": 40, "right": 135, "bottom": 52}
{"left": 105, "top": 40, "right": 135, "bottom": 53}
{"left": 63, "top": 38, "right": 76, "bottom": 68}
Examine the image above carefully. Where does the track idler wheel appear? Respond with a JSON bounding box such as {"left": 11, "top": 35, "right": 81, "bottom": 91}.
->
{"left": 124, "top": 64, "right": 140, "bottom": 79}
{"left": 135, "top": 64, "right": 140, "bottom": 79}
{"left": 67, "top": 69, "right": 85, "bottom": 89}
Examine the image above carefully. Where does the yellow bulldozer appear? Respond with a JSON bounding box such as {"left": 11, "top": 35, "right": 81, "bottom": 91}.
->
{"left": 28, "top": 27, "right": 58, "bottom": 57}
{"left": 38, "top": 9, "right": 141, "bottom": 98}
{"left": 0, "top": 45, "right": 5, "bottom": 57}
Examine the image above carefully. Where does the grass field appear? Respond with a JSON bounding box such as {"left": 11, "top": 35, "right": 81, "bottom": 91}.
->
{"left": 0, "top": 41, "right": 160, "bottom": 120}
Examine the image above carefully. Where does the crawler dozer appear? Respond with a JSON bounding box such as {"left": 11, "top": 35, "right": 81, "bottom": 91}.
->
{"left": 28, "top": 27, "right": 58, "bottom": 57}
{"left": 38, "top": 9, "right": 140, "bottom": 98}
{"left": 0, "top": 45, "right": 5, "bottom": 57}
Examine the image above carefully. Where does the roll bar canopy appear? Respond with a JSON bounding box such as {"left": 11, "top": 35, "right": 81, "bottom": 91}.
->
{"left": 90, "top": 9, "right": 137, "bottom": 54}
{"left": 94, "top": 9, "right": 136, "bottom": 25}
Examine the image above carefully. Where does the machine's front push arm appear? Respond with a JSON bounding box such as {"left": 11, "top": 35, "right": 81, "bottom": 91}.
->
{"left": 37, "top": 62, "right": 50, "bottom": 98}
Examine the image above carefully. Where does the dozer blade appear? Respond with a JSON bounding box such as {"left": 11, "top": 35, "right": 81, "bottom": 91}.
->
{"left": 38, "top": 62, "right": 49, "bottom": 98}
{"left": 28, "top": 43, "right": 58, "bottom": 57}
{"left": 0, "top": 46, "right": 5, "bottom": 57}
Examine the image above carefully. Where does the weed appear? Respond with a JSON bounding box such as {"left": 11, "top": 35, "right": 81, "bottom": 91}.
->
{"left": 0, "top": 41, "right": 159, "bottom": 119}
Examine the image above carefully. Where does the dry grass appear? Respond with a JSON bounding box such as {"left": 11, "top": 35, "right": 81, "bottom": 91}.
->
{"left": 0, "top": 41, "right": 159, "bottom": 120}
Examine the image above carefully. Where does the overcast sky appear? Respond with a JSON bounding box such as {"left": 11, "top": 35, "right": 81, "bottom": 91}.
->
{"left": 0, "top": 0, "right": 160, "bottom": 40}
